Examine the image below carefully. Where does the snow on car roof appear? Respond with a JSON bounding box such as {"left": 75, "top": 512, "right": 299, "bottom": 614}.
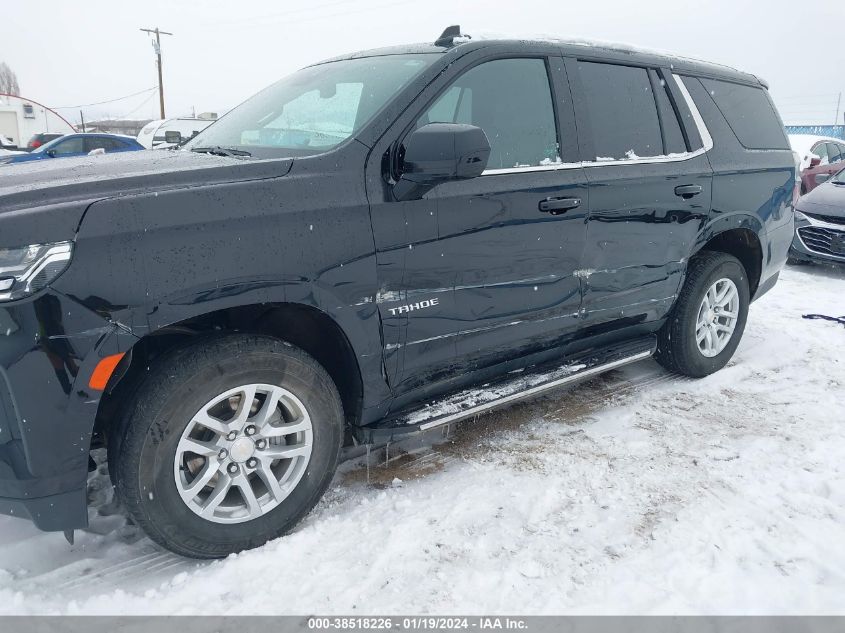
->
{"left": 789, "top": 134, "right": 845, "bottom": 170}
{"left": 789, "top": 133, "right": 844, "bottom": 157}
{"left": 334, "top": 29, "right": 761, "bottom": 86}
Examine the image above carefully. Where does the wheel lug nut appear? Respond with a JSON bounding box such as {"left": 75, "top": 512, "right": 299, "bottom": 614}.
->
{"left": 247, "top": 457, "right": 258, "bottom": 468}
{"left": 218, "top": 448, "right": 228, "bottom": 460}
{"left": 228, "top": 463, "right": 239, "bottom": 474}
{"left": 245, "top": 425, "right": 257, "bottom": 436}
{"left": 226, "top": 431, "right": 238, "bottom": 441}
{"left": 256, "top": 439, "right": 267, "bottom": 449}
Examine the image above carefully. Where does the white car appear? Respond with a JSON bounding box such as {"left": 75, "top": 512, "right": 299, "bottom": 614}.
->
{"left": 136, "top": 118, "right": 214, "bottom": 149}
{"left": 788, "top": 133, "right": 845, "bottom": 194}
{"left": 0, "top": 135, "right": 24, "bottom": 154}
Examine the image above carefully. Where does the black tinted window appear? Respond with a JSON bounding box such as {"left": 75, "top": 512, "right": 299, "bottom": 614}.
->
{"left": 699, "top": 78, "right": 789, "bottom": 150}
{"left": 86, "top": 137, "right": 122, "bottom": 152}
{"left": 652, "top": 72, "right": 687, "bottom": 154}
{"left": 577, "top": 62, "right": 662, "bottom": 161}
{"left": 420, "top": 58, "right": 559, "bottom": 169}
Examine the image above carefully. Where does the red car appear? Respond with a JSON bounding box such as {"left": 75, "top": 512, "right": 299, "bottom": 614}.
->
{"left": 789, "top": 134, "right": 845, "bottom": 194}
{"left": 25, "top": 132, "right": 64, "bottom": 150}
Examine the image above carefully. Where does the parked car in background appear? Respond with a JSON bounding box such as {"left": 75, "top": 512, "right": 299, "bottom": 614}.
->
{"left": 790, "top": 166, "right": 845, "bottom": 265}
{"left": 0, "top": 134, "right": 22, "bottom": 152}
{"left": 0, "top": 28, "right": 795, "bottom": 558}
{"left": 137, "top": 118, "right": 214, "bottom": 148}
{"left": 789, "top": 134, "right": 845, "bottom": 194}
{"left": 0, "top": 133, "right": 144, "bottom": 165}
{"left": 26, "top": 132, "right": 65, "bottom": 150}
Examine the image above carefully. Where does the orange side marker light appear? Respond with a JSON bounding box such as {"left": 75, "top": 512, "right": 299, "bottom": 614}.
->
{"left": 88, "top": 352, "right": 126, "bottom": 391}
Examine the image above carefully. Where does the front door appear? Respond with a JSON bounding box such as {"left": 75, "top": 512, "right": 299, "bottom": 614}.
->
{"left": 47, "top": 136, "right": 87, "bottom": 159}
{"left": 567, "top": 59, "right": 713, "bottom": 332}
{"left": 368, "top": 54, "right": 589, "bottom": 401}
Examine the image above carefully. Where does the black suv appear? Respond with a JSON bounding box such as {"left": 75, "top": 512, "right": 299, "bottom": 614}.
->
{"left": 0, "top": 28, "right": 796, "bottom": 558}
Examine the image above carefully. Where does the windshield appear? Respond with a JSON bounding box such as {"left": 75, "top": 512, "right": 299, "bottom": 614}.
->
{"left": 833, "top": 167, "right": 845, "bottom": 184}
{"left": 185, "top": 54, "right": 438, "bottom": 158}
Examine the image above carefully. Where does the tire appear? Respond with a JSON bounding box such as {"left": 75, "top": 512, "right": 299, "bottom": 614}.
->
{"left": 655, "top": 251, "right": 750, "bottom": 377}
{"left": 111, "top": 334, "right": 343, "bottom": 558}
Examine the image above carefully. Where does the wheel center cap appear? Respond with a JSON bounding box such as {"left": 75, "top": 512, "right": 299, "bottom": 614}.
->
{"left": 229, "top": 437, "right": 256, "bottom": 463}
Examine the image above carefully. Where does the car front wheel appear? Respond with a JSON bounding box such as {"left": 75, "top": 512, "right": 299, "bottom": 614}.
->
{"left": 111, "top": 335, "right": 343, "bottom": 558}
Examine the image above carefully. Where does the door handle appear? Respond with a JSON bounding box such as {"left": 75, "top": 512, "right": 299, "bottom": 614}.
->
{"left": 674, "top": 184, "right": 703, "bottom": 199}
{"left": 539, "top": 197, "right": 581, "bottom": 215}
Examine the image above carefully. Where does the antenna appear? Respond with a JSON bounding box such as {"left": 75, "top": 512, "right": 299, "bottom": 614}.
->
{"left": 435, "top": 25, "right": 465, "bottom": 47}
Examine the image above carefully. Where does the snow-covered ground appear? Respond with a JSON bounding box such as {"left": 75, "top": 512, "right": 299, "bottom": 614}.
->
{"left": 1, "top": 264, "right": 844, "bottom": 615}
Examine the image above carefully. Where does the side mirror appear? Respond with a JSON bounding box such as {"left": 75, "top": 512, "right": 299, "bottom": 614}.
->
{"left": 46, "top": 149, "right": 57, "bottom": 158}
{"left": 393, "top": 123, "right": 490, "bottom": 201}
{"left": 808, "top": 154, "right": 822, "bottom": 168}
{"left": 164, "top": 130, "right": 183, "bottom": 145}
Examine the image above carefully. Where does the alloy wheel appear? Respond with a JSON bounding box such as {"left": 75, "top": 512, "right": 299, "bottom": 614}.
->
{"left": 173, "top": 383, "right": 313, "bottom": 524}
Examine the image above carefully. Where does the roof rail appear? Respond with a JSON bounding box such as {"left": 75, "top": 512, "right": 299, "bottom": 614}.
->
{"left": 435, "top": 25, "right": 466, "bottom": 47}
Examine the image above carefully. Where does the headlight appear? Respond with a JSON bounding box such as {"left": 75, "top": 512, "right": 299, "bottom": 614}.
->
{"left": 0, "top": 241, "right": 73, "bottom": 302}
{"left": 794, "top": 210, "right": 807, "bottom": 221}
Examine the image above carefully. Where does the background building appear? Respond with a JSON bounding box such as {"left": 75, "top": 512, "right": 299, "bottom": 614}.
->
{"left": 0, "top": 93, "right": 75, "bottom": 147}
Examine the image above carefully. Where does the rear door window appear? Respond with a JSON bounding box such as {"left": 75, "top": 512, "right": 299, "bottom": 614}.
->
{"left": 419, "top": 58, "right": 560, "bottom": 170}
{"left": 813, "top": 142, "right": 830, "bottom": 165}
{"left": 576, "top": 62, "right": 664, "bottom": 161}
{"left": 698, "top": 78, "right": 789, "bottom": 150}
{"left": 650, "top": 69, "right": 687, "bottom": 154}
{"left": 827, "top": 143, "right": 843, "bottom": 164}
{"left": 86, "top": 137, "right": 122, "bottom": 152}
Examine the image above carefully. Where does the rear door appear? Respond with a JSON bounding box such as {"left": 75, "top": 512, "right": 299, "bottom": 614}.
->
{"left": 566, "top": 58, "right": 712, "bottom": 332}
{"left": 369, "top": 54, "right": 588, "bottom": 399}
{"left": 85, "top": 136, "right": 124, "bottom": 153}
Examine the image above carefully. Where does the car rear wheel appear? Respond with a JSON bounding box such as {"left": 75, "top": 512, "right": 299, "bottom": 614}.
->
{"left": 111, "top": 335, "right": 343, "bottom": 558}
{"left": 655, "top": 251, "right": 750, "bottom": 377}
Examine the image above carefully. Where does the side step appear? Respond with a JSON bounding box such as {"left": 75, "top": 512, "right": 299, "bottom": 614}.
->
{"left": 357, "top": 336, "right": 657, "bottom": 443}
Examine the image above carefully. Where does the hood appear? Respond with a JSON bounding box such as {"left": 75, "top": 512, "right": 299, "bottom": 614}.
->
{"left": 0, "top": 149, "right": 293, "bottom": 214}
{"left": 798, "top": 180, "right": 845, "bottom": 218}
{"left": 0, "top": 149, "right": 293, "bottom": 248}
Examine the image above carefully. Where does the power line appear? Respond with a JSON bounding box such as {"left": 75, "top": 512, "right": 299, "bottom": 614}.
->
{"left": 775, "top": 93, "right": 842, "bottom": 101}
{"left": 118, "top": 89, "right": 159, "bottom": 119}
{"left": 51, "top": 86, "right": 157, "bottom": 109}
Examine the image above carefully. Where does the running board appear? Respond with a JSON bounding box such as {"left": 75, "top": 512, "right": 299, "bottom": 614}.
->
{"left": 357, "top": 336, "right": 656, "bottom": 444}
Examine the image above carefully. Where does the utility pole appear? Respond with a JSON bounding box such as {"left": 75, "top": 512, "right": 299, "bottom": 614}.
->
{"left": 140, "top": 27, "right": 173, "bottom": 119}
{"left": 835, "top": 92, "right": 842, "bottom": 127}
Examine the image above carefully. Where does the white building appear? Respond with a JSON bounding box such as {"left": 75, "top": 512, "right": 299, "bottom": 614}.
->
{"left": 0, "top": 93, "right": 75, "bottom": 148}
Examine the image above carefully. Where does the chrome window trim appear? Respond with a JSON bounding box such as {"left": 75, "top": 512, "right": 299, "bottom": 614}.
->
{"left": 481, "top": 72, "right": 713, "bottom": 176}
{"left": 672, "top": 73, "right": 714, "bottom": 153}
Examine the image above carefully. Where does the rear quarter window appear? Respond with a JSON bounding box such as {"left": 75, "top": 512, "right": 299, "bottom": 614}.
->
{"left": 696, "top": 78, "right": 789, "bottom": 150}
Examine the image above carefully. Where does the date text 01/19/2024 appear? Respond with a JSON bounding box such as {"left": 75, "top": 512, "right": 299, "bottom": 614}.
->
{"left": 307, "top": 617, "right": 528, "bottom": 630}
